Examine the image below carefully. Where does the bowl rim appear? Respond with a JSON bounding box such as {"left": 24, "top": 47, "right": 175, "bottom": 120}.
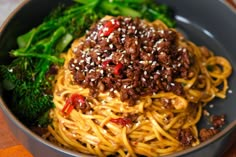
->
{"left": 0, "top": 0, "right": 236, "bottom": 157}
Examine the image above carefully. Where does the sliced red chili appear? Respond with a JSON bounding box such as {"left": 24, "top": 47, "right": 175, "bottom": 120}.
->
{"left": 102, "top": 59, "right": 112, "bottom": 69}
{"left": 114, "top": 62, "right": 123, "bottom": 75}
{"left": 62, "top": 94, "right": 85, "bottom": 116}
{"left": 99, "top": 19, "right": 120, "bottom": 36}
{"left": 110, "top": 117, "right": 132, "bottom": 126}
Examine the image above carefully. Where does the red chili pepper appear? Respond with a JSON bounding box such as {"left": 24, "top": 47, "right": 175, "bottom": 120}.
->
{"left": 114, "top": 62, "right": 123, "bottom": 75}
{"left": 62, "top": 94, "right": 85, "bottom": 116}
{"left": 110, "top": 118, "right": 132, "bottom": 126}
{"left": 99, "top": 19, "right": 120, "bottom": 36}
{"left": 102, "top": 59, "right": 112, "bottom": 69}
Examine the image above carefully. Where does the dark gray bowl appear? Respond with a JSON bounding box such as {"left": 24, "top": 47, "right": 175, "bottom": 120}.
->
{"left": 0, "top": 0, "right": 236, "bottom": 157}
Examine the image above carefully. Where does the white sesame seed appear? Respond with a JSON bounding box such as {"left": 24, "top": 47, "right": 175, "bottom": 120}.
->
{"left": 73, "top": 47, "right": 78, "bottom": 53}
{"left": 100, "top": 69, "right": 104, "bottom": 75}
{"left": 111, "top": 19, "right": 115, "bottom": 24}
{"left": 86, "top": 57, "right": 91, "bottom": 63}
{"left": 228, "top": 89, "right": 233, "bottom": 94}
{"left": 157, "top": 38, "right": 164, "bottom": 44}
{"left": 152, "top": 61, "right": 157, "bottom": 65}
{"left": 203, "top": 110, "right": 210, "bottom": 116}
{"left": 158, "top": 30, "right": 164, "bottom": 34}
{"left": 109, "top": 44, "right": 114, "bottom": 49}
{"left": 209, "top": 104, "right": 214, "bottom": 108}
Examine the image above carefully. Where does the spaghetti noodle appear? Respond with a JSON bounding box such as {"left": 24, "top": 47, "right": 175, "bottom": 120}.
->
{"left": 48, "top": 16, "right": 232, "bottom": 156}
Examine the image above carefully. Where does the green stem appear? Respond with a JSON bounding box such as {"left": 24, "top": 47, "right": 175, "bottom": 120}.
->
{"left": 10, "top": 51, "right": 64, "bottom": 64}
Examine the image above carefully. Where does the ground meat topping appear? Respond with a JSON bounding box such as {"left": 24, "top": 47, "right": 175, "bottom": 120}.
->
{"left": 210, "top": 114, "right": 225, "bottom": 129}
{"left": 69, "top": 16, "right": 191, "bottom": 104}
{"left": 199, "top": 128, "right": 219, "bottom": 142}
{"left": 176, "top": 128, "right": 196, "bottom": 147}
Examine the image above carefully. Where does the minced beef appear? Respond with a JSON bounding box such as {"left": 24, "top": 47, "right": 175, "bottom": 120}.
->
{"left": 69, "top": 16, "right": 192, "bottom": 105}
{"left": 199, "top": 128, "right": 219, "bottom": 142}
{"left": 176, "top": 128, "right": 196, "bottom": 147}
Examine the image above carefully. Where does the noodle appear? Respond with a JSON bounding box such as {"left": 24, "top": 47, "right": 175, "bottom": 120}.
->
{"left": 48, "top": 16, "right": 232, "bottom": 156}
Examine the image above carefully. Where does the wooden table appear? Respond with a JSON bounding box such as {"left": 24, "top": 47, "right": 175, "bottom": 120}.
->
{"left": 0, "top": 109, "right": 235, "bottom": 157}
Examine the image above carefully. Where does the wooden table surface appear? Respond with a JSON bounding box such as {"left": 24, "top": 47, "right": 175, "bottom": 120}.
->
{"left": 0, "top": 109, "right": 236, "bottom": 157}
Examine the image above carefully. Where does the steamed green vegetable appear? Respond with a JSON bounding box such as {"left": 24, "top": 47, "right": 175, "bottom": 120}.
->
{"left": 0, "top": 0, "right": 175, "bottom": 126}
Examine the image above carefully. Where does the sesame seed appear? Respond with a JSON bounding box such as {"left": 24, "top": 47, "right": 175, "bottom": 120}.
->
{"left": 110, "top": 88, "right": 114, "bottom": 92}
{"left": 111, "top": 19, "right": 115, "bottom": 24}
{"left": 209, "top": 104, "right": 214, "bottom": 108}
{"left": 157, "top": 38, "right": 164, "bottom": 44}
{"left": 100, "top": 70, "right": 104, "bottom": 75}
{"left": 203, "top": 110, "right": 210, "bottom": 116}
{"left": 109, "top": 44, "right": 114, "bottom": 49}
{"left": 228, "top": 89, "right": 233, "bottom": 94}
{"left": 73, "top": 47, "right": 78, "bottom": 52}
{"left": 152, "top": 61, "right": 157, "bottom": 65}
{"left": 158, "top": 30, "right": 164, "bottom": 34}
{"left": 73, "top": 59, "right": 78, "bottom": 64}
